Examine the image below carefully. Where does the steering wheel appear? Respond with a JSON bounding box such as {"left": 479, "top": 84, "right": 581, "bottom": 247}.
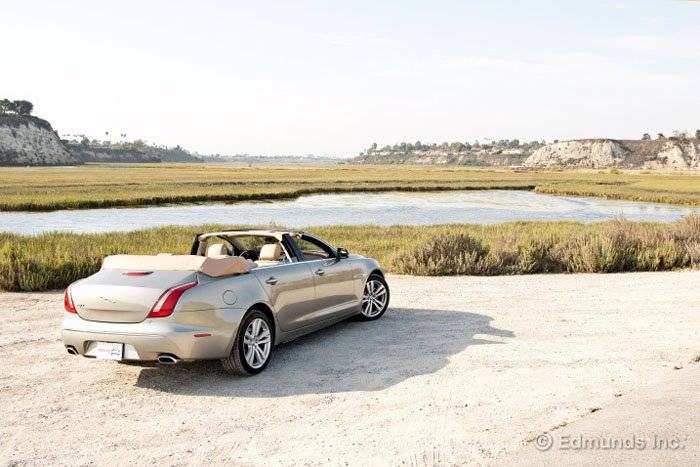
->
{"left": 239, "top": 249, "right": 259, "bottom": 261}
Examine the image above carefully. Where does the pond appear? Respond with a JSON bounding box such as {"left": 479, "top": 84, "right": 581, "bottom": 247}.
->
{"left": 1, "top": 190, "right": 698, "bottom": 235}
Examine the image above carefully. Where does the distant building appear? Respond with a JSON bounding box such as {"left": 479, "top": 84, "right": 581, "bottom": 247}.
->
{"left": 501, "top": 148, "right": 524, "bottom": 155}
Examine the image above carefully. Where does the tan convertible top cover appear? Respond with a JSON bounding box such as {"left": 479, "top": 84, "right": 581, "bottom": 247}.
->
{"left": 102, "top": 255, "right": 258, "bottom": 277}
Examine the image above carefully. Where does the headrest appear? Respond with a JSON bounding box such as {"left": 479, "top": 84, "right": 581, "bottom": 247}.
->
{"left": 207, "top": 243, "right": 229, "bottom": 257}
{"left": 259, "top": 243, "right": 281, "bottom": 261}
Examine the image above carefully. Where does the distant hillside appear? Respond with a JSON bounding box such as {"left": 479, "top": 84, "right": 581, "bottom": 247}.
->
{"left": 63, "top": 141, "right": 203, "bottom": 164}
{"left": 151, "top": 145, "right": 203, "bottom": 163}
{"left": 0, "top": 97, "right": 206, "bottom": 165}
{"left": 65, "top": 142, "right": 160, "bottom": 163}
{"left": 0, "top": 99, "right": 204, "bottom": 165}
{"left": 0, "top": 114, "right": 76, "bottom": 166}
{"left": 354, "top": 151, "right": 528, "bottom": 166}
{"left": 525, "top": 139, "right": 700, "bottom": 169}
{"left": 352, "top": 140, "right": 541, "bottom": 166}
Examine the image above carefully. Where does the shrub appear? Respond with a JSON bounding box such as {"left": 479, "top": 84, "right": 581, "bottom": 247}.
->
{"left": 669, "top": 213, "right": 700, "bottom": 242}
{"left": 391, "top": 233, "right": 489, "bottom": 275}
{"left": 559, "top": 218, "right": 693, "bottom": 273}
{"left": 516, "top": 237, "right": 562, "bottom": 273}
{"left": 562, "top": 219, "right": 647, "bottom": 272}
{"left": 668, "top": 214, "right": 700, "bottom": 267}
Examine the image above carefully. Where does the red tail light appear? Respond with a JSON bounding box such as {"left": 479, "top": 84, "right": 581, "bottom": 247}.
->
{"left": 64, "top": 284, "right": 77, "bottom": 313}
{"left": 148, "top": 281, "right": 198, "bottom": 318}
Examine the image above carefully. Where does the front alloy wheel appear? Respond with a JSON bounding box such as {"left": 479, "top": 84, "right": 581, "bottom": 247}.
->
{"left": 360, "top": 274, "right": 389, "bottom": 320}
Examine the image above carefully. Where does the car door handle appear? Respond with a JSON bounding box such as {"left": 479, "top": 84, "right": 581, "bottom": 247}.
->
{"left": 314, "top": 269, "right": 325, "bottom": 276}
{"left": 265, "top": 277, "right": 278, "bottom": 285}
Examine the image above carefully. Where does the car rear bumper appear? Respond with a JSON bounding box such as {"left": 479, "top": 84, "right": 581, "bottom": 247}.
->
{"left": 61, "top": 308, "right": 245, "bottom": 361}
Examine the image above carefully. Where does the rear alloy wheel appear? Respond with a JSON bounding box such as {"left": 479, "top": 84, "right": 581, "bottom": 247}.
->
{"left": 221, "top": 309, "right": 273, "bottom": 375}
{"left": 359, "top": 274, "right": 389, "bottom": 320}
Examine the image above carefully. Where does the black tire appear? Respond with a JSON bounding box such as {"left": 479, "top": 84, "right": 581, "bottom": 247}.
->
{"left": 221, "top": 309, "right": 274, "bottom": 375}
{"left": 358, "top": 273, "right": 390, "bottom": 321}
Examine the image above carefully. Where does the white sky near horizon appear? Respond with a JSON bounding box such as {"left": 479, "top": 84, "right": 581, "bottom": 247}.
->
{"left": 1, "top": 0, "right": 699, "bottom": 157}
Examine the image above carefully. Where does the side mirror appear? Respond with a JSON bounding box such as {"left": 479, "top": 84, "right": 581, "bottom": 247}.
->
{"left": 337, "top": 247, "right": 349, "bottom": 259}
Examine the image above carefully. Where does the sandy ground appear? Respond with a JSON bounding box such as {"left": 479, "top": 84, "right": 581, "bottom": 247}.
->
{"left": 0, "top": 271, "right": 698, "bottom": 466}
{"left": 495, "top": 364, "right": 699, "bottom": 466}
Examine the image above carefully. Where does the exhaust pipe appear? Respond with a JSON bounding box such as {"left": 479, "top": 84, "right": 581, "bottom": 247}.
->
{"left": 66, "top": 345, "right": 78, "bottom": 355}
{"left": 157, "top": 354, "right": 180, "bottom": 364}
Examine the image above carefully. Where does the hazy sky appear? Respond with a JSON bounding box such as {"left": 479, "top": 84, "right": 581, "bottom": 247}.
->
{"left": 2, "top": 0, "right": 699, "bottom": 156}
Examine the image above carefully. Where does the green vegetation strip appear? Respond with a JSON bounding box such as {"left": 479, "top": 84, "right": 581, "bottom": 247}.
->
{"left": 0, "top": 184, "right": 535, "bottom": 212}
{"left": 2, "top": 164, "right": 700, "bottom": 211}
{"left": 2, "top": 216, "right": 698, "bottom": 292}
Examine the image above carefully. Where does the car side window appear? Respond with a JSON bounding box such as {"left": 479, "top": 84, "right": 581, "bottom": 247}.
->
{"left": 295, "top": 236, "right": 334, "bottom": 261}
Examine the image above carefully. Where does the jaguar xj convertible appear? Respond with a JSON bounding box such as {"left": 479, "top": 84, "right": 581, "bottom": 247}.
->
{"left": 61, "top": 229, "right": 389, "bottom": 375}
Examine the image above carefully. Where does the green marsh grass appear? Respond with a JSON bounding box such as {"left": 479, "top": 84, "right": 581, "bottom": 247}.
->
{"left": 2, "top": 216, "right": 699, "bottom": 291}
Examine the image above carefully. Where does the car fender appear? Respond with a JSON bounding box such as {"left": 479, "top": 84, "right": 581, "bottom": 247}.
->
{"left": 179, "top": 272, "right": 280, "bottom": 350}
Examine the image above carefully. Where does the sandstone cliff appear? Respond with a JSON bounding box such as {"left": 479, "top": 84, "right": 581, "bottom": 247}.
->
{"left": 353, "top": 151, "right": 527, "bottom": 166}
{"left": 65, "top": 143, "right": 161, "bottom": 163}
{"left": 0, "top": 115, "right": 76, "bottom": 165}
{"left": 525, "top": 139, "right": 700, "bottom": 170}
{"left": 64, "top": 142, "right": 205, "bottom": 163}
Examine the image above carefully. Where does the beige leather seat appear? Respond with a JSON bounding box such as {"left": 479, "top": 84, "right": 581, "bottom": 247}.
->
{"left": 207, "top": 243, "right": 229, "bottom": 257}
{"left": 256, "top": 243, "right": 282, "bottom": 266}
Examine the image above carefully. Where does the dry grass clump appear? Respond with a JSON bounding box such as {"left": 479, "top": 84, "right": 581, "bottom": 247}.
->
{"left": 668, "top": 213, "right": 700, "bottom": 267}
{"left": 391, "top": 230, "right": 567, "bottom": 276}
{"left": 0, "top": 228, "right": 198, "bottom": 292}
{"left": 391, "top": 233, "right": 490, "bottom": 275}
{"left": 0, "top": 241, "right": 102, "bottom": 291}
{"left": 561, "top": 220, "right": 680, "bottom": 272}
{"left": 390, "top": 215, "right": 700, "bottom": 276}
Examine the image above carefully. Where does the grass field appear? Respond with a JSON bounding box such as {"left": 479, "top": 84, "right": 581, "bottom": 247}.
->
{"left": 2, "top": 163, "right": 700, "bottom": 211}
{"left": 2, "top": 216, "right": 698, "bottom": 291}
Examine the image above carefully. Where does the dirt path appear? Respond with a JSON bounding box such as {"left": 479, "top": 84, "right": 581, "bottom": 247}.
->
{"left": 1, "top": 272, "right": 698, "bottom": 465}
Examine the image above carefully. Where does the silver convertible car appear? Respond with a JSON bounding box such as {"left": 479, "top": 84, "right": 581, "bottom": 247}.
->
{"left": 61, "top": 229, "right": 389, "bottom": 375}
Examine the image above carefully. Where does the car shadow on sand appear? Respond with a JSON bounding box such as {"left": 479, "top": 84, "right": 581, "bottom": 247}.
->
{"left": 134, "top": 307, "right": 513, "bottom": 397}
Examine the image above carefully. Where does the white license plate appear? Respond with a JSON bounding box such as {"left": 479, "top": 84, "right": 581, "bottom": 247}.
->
{"left": 95, "top": 342, "right": 123, "bottom": 361}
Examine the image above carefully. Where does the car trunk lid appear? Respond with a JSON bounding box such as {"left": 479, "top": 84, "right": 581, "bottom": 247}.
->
{"left": 71, "top": 269, "right": 198, "bottom": 323}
